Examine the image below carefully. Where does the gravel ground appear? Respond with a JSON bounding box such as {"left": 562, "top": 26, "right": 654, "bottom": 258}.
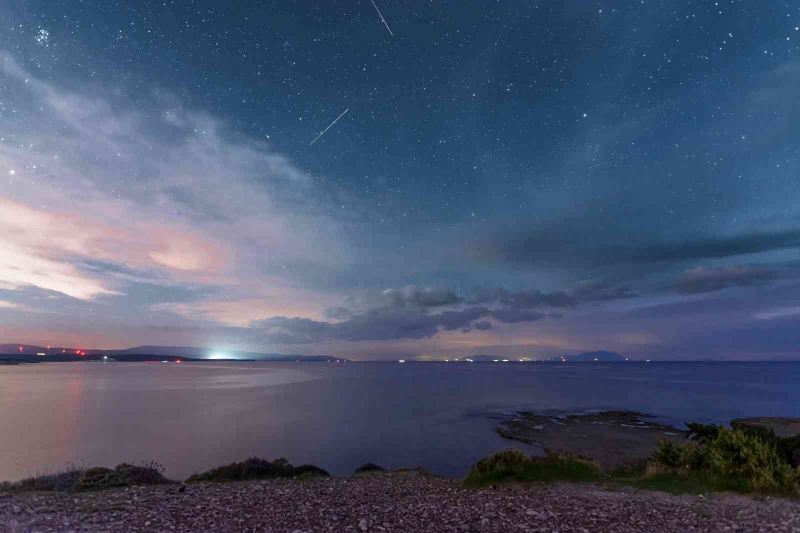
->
{"left": 2, "top": 472, "right": 800, "bottom": 532}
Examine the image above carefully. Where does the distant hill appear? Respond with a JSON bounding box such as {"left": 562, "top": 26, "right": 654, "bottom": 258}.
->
{"left": 0, "top": 344, "right": 347, "bottom": 363}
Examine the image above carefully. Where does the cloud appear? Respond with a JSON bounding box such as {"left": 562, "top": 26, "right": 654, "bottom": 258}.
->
{"left": 0, "top": 52, "right": 350, "bottom": 305}
{"left": 754, "top": 306, "right": 800, "bottom": 321}
{"left": 469, "top": 280, "right": 635, "bottom": 308}
{"left": 252, "top": 293, "right": 567, "bottom": 344}
{"left": 243, "top": 280, "right": 626, "bottom": 344}
{"left": 621, "top": 232, "right": 800, "bottom": 264}
{"left": 485, "top": 226, "right": 800, "bottom": 271}
{"left": 673, "top": 266, "right": 780, "bottom": 294}
{"left": 152, "top": 286, "right": 342, "bottom": 327}
{"left": 488, "top": 308, "right": 548, "bottom": 324}
{"left": 254, "top": 306, "right": 493, "bottom": 343}
{"left": 381, "top": 286, "right": 462, "bottom": 308}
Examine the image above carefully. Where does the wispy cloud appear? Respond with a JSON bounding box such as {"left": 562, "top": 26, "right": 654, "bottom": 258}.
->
{"left": 0, "top": 52, "right": 351, "bottom": 307}
{"left": 754, "top": 306, "right": 800, "bottom": 321}
{"left": 673, "top": 266, "right": 780, "bottom": 294}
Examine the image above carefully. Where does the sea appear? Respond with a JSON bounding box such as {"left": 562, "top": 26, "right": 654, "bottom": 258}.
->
{"left": 1, "top": 360, "right": 799, "bottom": 482}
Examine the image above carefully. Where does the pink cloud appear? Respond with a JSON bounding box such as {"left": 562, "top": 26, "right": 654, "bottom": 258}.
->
{"left": 0, "top": 53, "right": 349, "bottom": 306}
{"left": 0, "top": 197, "right": 231, "bottom": 299}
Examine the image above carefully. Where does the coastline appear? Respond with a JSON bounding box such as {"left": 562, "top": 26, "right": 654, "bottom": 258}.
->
{"left": 3, "top": 411, "right": 800, "bottom": 531}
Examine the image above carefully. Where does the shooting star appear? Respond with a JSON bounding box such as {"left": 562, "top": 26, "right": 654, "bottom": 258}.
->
{"left": 309, "top": 108, "right": 350, "bottom": 146}
{"left": 369, "top": 0, "right": 394, "bottom": 37}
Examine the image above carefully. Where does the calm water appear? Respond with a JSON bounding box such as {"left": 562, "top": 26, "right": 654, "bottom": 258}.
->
{"left": 1, "top": 361, "right": 799, "bottom": 482}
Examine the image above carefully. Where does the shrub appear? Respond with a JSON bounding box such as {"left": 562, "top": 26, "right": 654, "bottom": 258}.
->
{"left": 1, "top": 462, "right": 173, "bottom": 492}
{"left": 74, "top": 467, "right": 128, "bottom": 491}
{"left": 650, "top": 427, "right": 800, "bottom": 494}
{"left": 652, "top": 439, "right": 685, "bottom": 468}
{"left": 465, "top": 449, "right": 602, "bottom": 486}
{"left": 706, "top": 428, "right": 796, "bottom": 492}
{"left": 186, "top": 457, "right": 329, "bottom": 483}
{"left": 686, "top": 422, "right": 721, "bottom": 444}
{"left": 113, "top": 462, "right": 170, "bottom": 485}
{"left": 730, "top": 421, "right": 800, "bottom": 469}
{"left": 354, "top": 463, "right": 386, "bottom": 474}
{"left": 293, "top": 464, "right": 331, "bottom": 478}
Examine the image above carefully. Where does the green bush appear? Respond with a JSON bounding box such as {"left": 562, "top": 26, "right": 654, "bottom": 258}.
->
{"left": 652, "top": 439, "right": 685, "bottom": 468}
{"left": 74, "top": 467, "right": 129, "bottom": 491}
{"left": 650, "top": 427, "right": 800, "bottom": 494}
{"left": 730, "top": 421, "right": 800, "bottom": 469}
{"left": 354, "top": 463, "right": 386, "bottom": 474}
{"left": 1, "top": 462, "right": 172, "bottom": 492}
{"left": 686, "top": 422, "right": 721, "bottom": 444}
{"left": 706, "top": 428, "right": 796, "bottom": 492}
{"left": 113, "top": 462, "right": 170, "bottom": 485}
{"left": 465, "top": 449, "right": 602, "bottom": 486}
{"left": 186, "top": 457, "right": 329, "bottom": 483}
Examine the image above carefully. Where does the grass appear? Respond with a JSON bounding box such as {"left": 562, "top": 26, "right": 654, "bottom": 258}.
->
{"left": 463, "top": 448, "right": 758, "bottom": 495}
{"left": 464, "top": 449, "right": 604, "bottom": 487}
{"left": 467, "top": 421, "right": 800, "bottom": 497}
{"left": 0, "top": 462, "right": 172, "bottom": 492}
{"left": 622, "top": 472, "right": 738, "bottom": 495}
{"left": 185, "top": 457, "right": 329, "bottom": 483}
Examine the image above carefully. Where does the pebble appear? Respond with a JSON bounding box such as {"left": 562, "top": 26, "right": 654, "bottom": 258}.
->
{"left": 1, "top": 474, "right": 799, "bottom": 532}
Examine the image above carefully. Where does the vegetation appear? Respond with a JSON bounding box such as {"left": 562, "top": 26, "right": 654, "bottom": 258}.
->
{"left": 649, "top": 424, "right": 800, "bottom": 494}
{"left": 186, "top": 457, "right": 329, "bottom": 483}
{"left": 467, "top": 421, "right": 800, "bottom": 496}
{"left": 354, "top": 463, "right": 386, "bottom": 474}
{"left": 0, "top": 462, "right": 171, "bottom": 492}
{"left": 464, "top": 449, "right": 603, "bottom": 487}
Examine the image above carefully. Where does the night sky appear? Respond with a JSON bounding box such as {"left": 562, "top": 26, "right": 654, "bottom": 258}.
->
{"left": 1, "top": 1, "right": 799, "bottom": 359}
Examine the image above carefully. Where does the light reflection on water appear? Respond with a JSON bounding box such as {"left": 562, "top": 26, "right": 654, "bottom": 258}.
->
{"left": 1, "top": 361, "right": 799, "bottom": 482}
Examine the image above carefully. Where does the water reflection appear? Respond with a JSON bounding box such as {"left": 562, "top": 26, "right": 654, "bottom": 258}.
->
{"left": 1, "top": 361, "right": 799, "bottom": 482}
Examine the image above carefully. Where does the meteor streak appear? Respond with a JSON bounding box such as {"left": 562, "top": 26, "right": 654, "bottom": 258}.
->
{"left": 309, "top": 108, "right": 350, "bottom": 146}
{"left": 369, "top": 0, "right": 394, "bottom": 37}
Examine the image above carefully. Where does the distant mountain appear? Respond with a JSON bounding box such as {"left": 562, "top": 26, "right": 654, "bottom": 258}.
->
{"left": 567, "top": 351, "right": 626, "bottom": 362}
{"left": 0, "top": 344, "right": 347, "bottom": 363}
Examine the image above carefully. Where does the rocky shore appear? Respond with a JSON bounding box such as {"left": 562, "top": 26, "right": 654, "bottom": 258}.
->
{"left": 2, "top": 471, "right": 800, "bottom": 532}
{"left": 496, "top": 411, "right": 687, "bottom": 470}
{"left": 495, "top": 411, "right": 800, "bottom": 472}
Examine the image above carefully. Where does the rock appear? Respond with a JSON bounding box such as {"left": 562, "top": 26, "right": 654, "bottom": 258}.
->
{"left": 732, "top": 417, "right": 800, "bottom": 438}
{"left": 496, "top": 410, "right": 686, "bottom": 470}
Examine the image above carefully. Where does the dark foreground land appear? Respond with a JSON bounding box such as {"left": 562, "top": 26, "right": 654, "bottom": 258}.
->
{"left": 2, "top": 471, "right": 800, "bottom": 532}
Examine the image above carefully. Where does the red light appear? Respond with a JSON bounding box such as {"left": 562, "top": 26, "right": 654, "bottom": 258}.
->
{"left": 19, "top": 346, "right": 23, "bottom": 352}
{"left": 176, "top": 359, "right": 182, "bottom": 364}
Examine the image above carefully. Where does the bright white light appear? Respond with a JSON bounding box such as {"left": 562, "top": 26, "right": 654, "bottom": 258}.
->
{"left": 209, "top": 352, "right": 229, "bottom": 360}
